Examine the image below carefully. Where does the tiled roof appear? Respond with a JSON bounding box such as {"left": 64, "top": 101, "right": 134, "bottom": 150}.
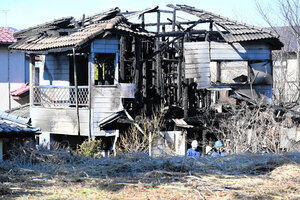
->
{"left": 0, "top": 27, "right": 17, "bottom": 44}
{"left": 0, "top": 120, "right": 40, "bottom": 138}
{"left": 169, "top": 4, "right": 283, "bottom": 49}
{"left": 10, "top": 8, "right": 153, "bottom": 53}
{"left": 0, "top": 111, "right": 40, "bottom": 138}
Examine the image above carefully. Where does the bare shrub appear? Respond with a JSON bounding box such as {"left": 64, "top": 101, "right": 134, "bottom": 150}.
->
{"left": 117, "top": 110, "right": 164, "bottom": 153}
{"left": 201, "top": 102, "right": 285, "bottom": 154}
{"left": 7, "top": 140, "right": 77, "bottom": 166}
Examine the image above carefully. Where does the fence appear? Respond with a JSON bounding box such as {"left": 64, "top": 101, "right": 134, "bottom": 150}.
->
{"left": 33, "top": 86, "right": 89, "bottom": 107}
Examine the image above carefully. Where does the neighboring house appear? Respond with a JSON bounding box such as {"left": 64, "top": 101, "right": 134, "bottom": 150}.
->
{"left": 0, "top": 27, "right": 29, "bottom": 112}
{"left": 9, "top": 5, "right": 282, "bottom": 153}
{"left": 272, "top": 26, "right": 300, "bottom": 105}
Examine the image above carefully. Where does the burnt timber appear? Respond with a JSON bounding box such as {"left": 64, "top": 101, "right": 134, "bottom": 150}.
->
{"left": 9, "top": 5, "right": 283, "bottom": 150}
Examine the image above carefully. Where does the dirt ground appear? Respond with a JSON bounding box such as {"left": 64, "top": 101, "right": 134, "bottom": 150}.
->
{"left": 0, "top": 153, "right": 299, "bottom": 200}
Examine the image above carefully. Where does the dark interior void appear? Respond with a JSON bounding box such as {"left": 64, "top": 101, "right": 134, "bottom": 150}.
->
{"left": 50, "top": 134, "right": 114, "bottom": 151}
{"left": 2, "top": 137, "right": 36, "bottom": 159}
{"left": 50, "top": 134, "right": 88, "bottom": 149}
{"left": 69, "top": 55, "right": 88, "bottom": 86}
{"left": 94, "top": 53, "right": 115, "bottom": 85}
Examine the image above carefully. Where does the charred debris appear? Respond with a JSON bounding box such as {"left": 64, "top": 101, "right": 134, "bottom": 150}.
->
{"left": 9, "top": 4, "right": 298, "bottom": 152}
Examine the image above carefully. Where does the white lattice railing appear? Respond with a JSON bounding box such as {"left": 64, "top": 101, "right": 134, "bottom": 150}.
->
{"left": 33, "top": 86, "right": 89, "bottom": 107}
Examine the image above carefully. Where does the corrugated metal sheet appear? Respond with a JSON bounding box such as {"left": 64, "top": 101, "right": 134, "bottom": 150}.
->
{"left": 92, "top": 37, "right": 119, "bottom": 53}
{"left": 210, "top": 42, "right": 271, "bottom": 61}
{"left": 184, "top": 42, "right": 211, "bottom": 89}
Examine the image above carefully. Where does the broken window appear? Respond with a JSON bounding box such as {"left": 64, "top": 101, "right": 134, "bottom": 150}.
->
{"left": 94, "top": 53, "right": 115, "bottom": 85}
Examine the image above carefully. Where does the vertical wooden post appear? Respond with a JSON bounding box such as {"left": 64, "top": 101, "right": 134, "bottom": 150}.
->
{"left": 133, "top": 37, "right": 142, "bottom": 114}
{"left": 183, "top": 36, "right": 189, "bottom": 119}
{"left": 119, "top": 36, "right": 126, "bottom": 82}
{"left": 81, "top": 14, "right": 85, "bottom": 28}
{"left": 172, "top": 9, "right": 176, "bottom": 32}
{"left": 177, "top": 38, "right": 183, "bottom": 106}
{"left": 114, "top": 52, "right": 119, "bottom": 85}
{"left": 156, "top": 38, "right": 162, "bottom": 107}
{"left": 156, "top": 11, "right": 163, "bottom": 107}
{"left": 149, "top": 131, "right": 152, "bottom": 157}
{"left": 0, "top": 139, "right": 3, "bottom": 161}
{"left": 183, "top": 78, "right": 189, "bottom": 119}
{"left": 29, "top": 55, "right": 36, "bottom": 108}
{"left": 202, "top": 130, "right": 207, "bottom": 155}
{"left": 217, "top": 61, "right": 221, "bottom": 83}
{"left": 88, "top": 51, "right": 95, "bottom": 141}
{"left": 7, "top": 51, "right": 11, "bottom": 111}
{"left": 142, "top": 43, "right": 147, "bottom": 112}
{"left": 162, "top": 25, "right": 166, "bottom": 41}
{"left": 73, "top": 48, "right": 80, "bottom": 138}
{"left": 141, "top": 14, "right": 145, "bottom": 29}
{"left": 157, "top": 11, "right": 160, "bottom": 33}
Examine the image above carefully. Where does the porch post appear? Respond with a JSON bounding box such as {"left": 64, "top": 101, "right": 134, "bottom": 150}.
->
{"left": 88, "top": 49, "right": 95, "bottom": 141}
{"left": 114, "top": 52, "right": 119, "bottom": 85}
{"left": 73, "top": 48, "right": 80, "bottom": 138}
{"left": 29, "top": 55, "right": 36, "bottom": 108}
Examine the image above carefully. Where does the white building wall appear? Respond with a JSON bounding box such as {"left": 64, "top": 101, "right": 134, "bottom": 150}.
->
{"left": 273, "top": 57, "right": 299, "bottom": 103}
{"left": 0, "top": 47, "right": 28, "bottom": 111}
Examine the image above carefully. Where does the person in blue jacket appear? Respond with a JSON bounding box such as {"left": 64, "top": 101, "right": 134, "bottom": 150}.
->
{"left": 211, "top": 140, "right": 226, "bottom": 157}
{"left": 187, "top": 140, "right": 201, "bottom": 158}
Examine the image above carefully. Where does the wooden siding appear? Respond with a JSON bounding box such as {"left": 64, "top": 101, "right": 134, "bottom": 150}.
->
{"left": 210, "top": 42, "right": 271, "bottom": 61}
{"left": 39, "top": 55, "right": 70, "bottom": 86}
{"left": 92, "top": 37, "right": 119, "bottom": 53}
{"left": 184, "top": 42, "right": 211, "bottom": 89}
{"left": 91, "top": 85, "right": 123, "bottom": 136}
{"left": 31, "top": 107, "right": 89, "bottom": 136}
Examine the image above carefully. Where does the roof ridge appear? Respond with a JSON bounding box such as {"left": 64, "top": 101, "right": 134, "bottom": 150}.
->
{"left": 176, "top": 4, "right": 277, "bottom": 36}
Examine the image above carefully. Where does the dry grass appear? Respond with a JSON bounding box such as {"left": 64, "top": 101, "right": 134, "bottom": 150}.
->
{"left": 0, "top": 148, "right": 299, "bottom": 199}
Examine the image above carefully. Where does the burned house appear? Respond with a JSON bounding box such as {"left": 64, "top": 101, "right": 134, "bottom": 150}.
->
{"left": 9, "top": 5, "right": 283, "bottom": 154}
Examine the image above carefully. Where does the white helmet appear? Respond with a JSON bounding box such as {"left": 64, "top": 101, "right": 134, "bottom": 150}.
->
{"left": 191, "top": 140, "right": 198, "bottom": 149}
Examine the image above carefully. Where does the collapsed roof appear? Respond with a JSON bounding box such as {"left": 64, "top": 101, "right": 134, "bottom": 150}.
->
{"left": 9, "top": 8, "right": 153, "bottom": 53}
{"left": 168, "top": 4, "right": 283, "bottom": 50}
{"left": 9, "top": 5, "right": 283, "bottom": 53}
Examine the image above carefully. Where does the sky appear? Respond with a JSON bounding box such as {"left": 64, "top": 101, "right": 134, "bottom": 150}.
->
{"left": 0, "top": 0, "right": 279, "bottom": 30}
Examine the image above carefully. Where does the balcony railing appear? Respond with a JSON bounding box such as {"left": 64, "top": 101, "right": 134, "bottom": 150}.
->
{"left": 33, "top": 86, "right": 89, "bottom": 107}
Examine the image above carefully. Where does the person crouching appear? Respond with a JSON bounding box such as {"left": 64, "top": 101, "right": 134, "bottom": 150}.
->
{"left": 211, "top": 140, "right": 226, "bottom": 157}
{"left": 187, "top": 140, "right": 201, "bottom": 158}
